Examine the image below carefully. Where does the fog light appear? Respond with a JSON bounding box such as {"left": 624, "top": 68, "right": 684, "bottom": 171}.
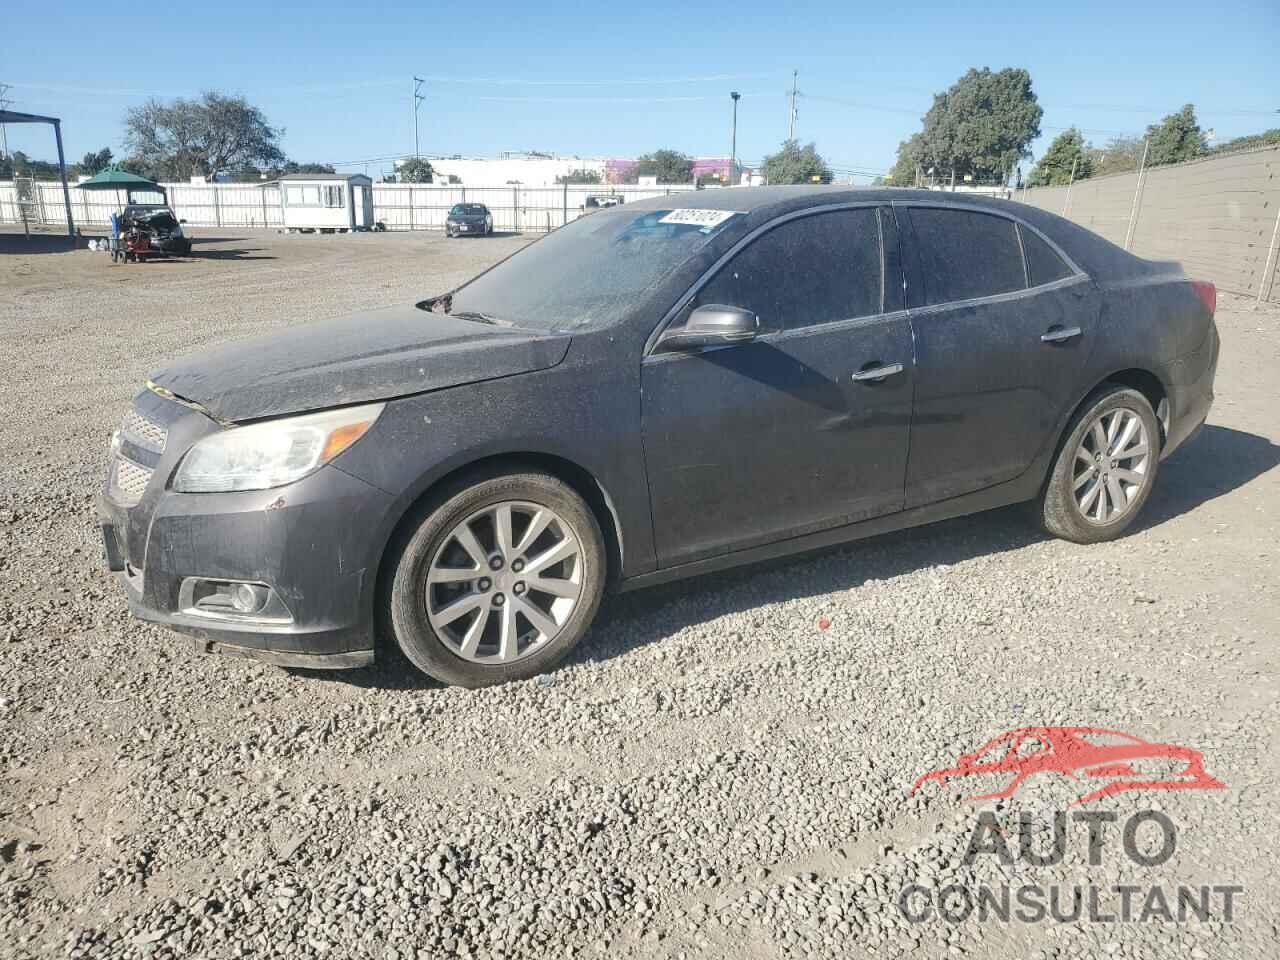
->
{"left": 179, "top": 578, "right": 293, "bottom": 623}
{"left": 231, "top": 582, "right": 269, "bottom": 613}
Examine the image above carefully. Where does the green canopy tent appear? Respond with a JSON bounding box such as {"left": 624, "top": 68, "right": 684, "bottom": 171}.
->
{"left": 75, "top": 166, "right": 167, "bottom": 212}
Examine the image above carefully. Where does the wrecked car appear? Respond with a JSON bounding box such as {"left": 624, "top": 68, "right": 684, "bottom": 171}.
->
{"left": 99, "top": 187, "right": 1218, "bottom": 687}
{"left": 122, "top": 204, "right": 192, "bottom": 256}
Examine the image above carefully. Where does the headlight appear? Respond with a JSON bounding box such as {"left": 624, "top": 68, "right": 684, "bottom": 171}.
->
{"left": 172, "top": 402, "right": 384, "bottom": 493}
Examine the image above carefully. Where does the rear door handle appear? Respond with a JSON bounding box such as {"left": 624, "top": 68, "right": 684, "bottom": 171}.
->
{"left": 1041, "top": 326, "right": 1082, "bottom": 344}
{"left": 851, "top": 362, "right": 905, "bottom": 383}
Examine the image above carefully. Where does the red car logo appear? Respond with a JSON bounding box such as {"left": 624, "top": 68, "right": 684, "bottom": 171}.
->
{"left": 911, "top": 726, "right": 1225, "bottom": 807}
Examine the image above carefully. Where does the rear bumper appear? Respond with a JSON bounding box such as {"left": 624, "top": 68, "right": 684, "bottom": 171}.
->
{"left": 1162, "top": 321, "right": 1218, "bottom": 459}
{"left": 99, "top": 459, "right": 393, "bottom": 669}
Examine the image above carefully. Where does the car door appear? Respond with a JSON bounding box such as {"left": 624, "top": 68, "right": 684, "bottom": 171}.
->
{"left": 898, "top": 205, "right": 1098, "bottom": 507}
{"left": 641, "top": 206, "right": 915, "bottom": 568}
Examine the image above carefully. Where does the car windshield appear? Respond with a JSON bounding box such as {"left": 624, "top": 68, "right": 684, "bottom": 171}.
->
{"left": 450, "top": 204, "right": 486, "bottom": 216}
{"left": 445, "top": 207, "right": 740, "bottom": 331}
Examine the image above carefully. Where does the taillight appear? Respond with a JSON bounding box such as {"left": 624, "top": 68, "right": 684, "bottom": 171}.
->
{"left": 1191, "top": 280, "right": 1216, "bottom": 316}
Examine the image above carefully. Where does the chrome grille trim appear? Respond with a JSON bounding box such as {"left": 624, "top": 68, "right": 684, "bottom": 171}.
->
{"left": 111, "top": 457, "right": 153, "bottom": 507}
{"left": 121, "top": 409, "right": 167, "bottom": 453}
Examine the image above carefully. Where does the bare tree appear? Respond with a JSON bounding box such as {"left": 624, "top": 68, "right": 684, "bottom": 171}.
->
{"left": 125, "top": 92, "right": 285, "bottom": 181}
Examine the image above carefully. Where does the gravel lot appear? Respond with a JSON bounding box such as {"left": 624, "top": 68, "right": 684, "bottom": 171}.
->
{"left": 2, "top": 226, "right": 1279, "bottom": 959}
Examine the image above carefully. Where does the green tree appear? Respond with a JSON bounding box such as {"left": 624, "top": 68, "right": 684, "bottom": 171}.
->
{"left": 887, "top": 133, "right": 923, "bottom": 185}
{"left": 763, "top": 140, "right": 832, "bottom": 184}
{"left": 910, "top": 67, "right": 1042, "bottom": 183}
{"left": 276, "top": 161, "right": 337, "bottom": 176}
{"left": 636, "top": 149, "right": 693, "bottom": 183}
{"left": 1210, "top": 127, "right": 1280, "bottom": 154}
{"left": 75, "top": 147, "right": 114, "bottom": 177}
{"left": 556, "top": 168, "right": 601, "bottom": 185}
{"left": 396, "top": 157, "right": 435, "bottom": 183}
{"left": 1027, "top": 128, "right": 1092, "bottom": 186}
{"left": 1089, "top": 136, "right": 1145, "bottom": 178}
{"left": 1145, "top": 104, "right": 1206, "bottom": 166}
{"left": 124, "top": 92, "right": 285, "bottom": 180}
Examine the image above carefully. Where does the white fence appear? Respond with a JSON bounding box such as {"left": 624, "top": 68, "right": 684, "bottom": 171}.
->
{"left": 0, "top": 180, "right": 699, "bottom": 235}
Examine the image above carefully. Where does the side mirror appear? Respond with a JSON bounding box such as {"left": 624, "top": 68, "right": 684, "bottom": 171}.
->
{"left": 660, "top": 304, "right": 759, "bottom": 351}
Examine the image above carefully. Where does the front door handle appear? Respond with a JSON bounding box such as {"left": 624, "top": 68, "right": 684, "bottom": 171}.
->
{"left": 851, "top": 362, "right": 905, "bottom": 383}
{"left": 1041, "top": 326, "right": 1082, "bottom": 344}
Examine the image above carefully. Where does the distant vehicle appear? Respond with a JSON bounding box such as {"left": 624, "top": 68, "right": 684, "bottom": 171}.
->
{"left": 99, "top": 188, "right": 1217, "bottom": 687}
{"left": 583, "top": 194, "right": 624, "bottom": 210}
{"left": 911, "top": 726, "right": 1226, "bottom": 806}
{"left": 445, "top": 203, "right": 493, "bottom": 238}
{"left": 121, "top": 204, "right": 191, "bottom": 256}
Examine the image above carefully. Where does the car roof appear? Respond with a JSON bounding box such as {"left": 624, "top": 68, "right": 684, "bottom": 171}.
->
{"left": 624, "top": 185, "right": 1025, "bottom": 216}
{"left": 624, "top": 186, "right": 1169, "bottom": 284}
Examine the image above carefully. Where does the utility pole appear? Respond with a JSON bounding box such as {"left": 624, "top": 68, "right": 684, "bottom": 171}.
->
{"left": 730, "top": 91, "right": 741, "bottom": 184}
{"left": 788, "top": 70, "right": 798, "bottom": 141}
{"left": 412, "top": 77, "right": 426, "bottom": 158}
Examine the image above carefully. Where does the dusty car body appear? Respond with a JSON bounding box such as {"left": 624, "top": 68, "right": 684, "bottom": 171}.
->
{"left": 99, "top": 187, "right": 1218, "bottom": 686}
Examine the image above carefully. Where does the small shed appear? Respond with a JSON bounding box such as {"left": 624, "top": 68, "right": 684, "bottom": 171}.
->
{"left": 266, "top": 173, "right": 374, "bottom": 232}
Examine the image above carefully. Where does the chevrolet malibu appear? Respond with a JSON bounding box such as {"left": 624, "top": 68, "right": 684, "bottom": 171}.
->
{"left": 99, "top": 187, "right": 1218, "bottom": 687}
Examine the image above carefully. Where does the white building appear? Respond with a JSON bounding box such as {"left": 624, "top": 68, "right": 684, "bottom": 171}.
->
{"left": 408, "top": 154, "right": 608, "bottom": 187}
{"left": 265, "top": 173, "right": 375, "bottom": 231}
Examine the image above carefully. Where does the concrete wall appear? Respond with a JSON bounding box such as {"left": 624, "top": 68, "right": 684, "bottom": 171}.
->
{"left": 1018, "top": 145, "right": 1280, "bottom": 303}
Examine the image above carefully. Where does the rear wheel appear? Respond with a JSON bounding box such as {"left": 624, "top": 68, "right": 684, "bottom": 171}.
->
{"left": 1040, "top": 385, "right": 1161, "bottom": 543}
{"left": 386, "top": 471, "right": 606, "bottom": 687}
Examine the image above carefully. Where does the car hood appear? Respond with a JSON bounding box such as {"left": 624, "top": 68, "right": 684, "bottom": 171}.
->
{"left": 149, "top": 304, "right": 571, "bottom": 422}
{"left": 448, "top": 213, "right": 487, "bottom": 223}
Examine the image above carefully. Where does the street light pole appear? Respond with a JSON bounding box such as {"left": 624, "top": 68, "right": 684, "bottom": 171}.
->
{"left": 730, "top": 91, "right": 741, "bottom": 184}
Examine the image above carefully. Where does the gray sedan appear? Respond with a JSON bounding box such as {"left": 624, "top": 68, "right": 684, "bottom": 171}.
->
{"left": 99, "top": 188, "right": 1218, "bottom": 686}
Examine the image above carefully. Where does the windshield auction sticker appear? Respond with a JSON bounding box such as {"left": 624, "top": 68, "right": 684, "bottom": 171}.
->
{"left": 658, "top": 208, "right": 740, "bottom": 231}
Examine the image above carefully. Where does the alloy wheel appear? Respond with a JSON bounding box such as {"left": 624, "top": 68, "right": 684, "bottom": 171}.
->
{"left": 424, "top": 501, "right": 584, "bottom": 663}
{"left": 1071, "top": 407, "right": 1152, "bottom": 525}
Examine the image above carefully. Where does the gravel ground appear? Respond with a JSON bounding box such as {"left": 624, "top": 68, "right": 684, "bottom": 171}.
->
{"left": 2, "top": 227, "right": 1279, "bottom": 959}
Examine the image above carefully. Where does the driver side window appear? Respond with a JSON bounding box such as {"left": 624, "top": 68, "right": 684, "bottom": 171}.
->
{"left": 690, "top": 208, "right": 884, "bottom": 333}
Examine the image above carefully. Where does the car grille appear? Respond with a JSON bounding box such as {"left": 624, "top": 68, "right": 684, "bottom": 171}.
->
{"left": 110, "top": 456, "right": 153, "bottom": 507}
{"left": 121, "top": 409, "right": 167, "bottom": 453}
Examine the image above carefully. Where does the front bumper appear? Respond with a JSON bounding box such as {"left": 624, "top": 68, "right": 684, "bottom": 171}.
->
{"left": 99, "top": 391, "right": 394, "bottom": 669}
{"left": 446, "top": 220, "right": 488, "bottom": 235}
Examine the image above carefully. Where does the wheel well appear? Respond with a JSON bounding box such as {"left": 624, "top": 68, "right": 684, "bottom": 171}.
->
{"left": 1103, "top": 368, "right": 1168, "bottom": 430}
{"left": 1040, "top": 367, "right": 1169, "bottom": 499}
{"left": 374, "top": 453, "right": 625, "bottom": 608}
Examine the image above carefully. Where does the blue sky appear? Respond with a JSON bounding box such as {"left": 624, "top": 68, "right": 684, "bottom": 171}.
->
{"left": 3, "top": 0, "right": 1277, "bottom": 182}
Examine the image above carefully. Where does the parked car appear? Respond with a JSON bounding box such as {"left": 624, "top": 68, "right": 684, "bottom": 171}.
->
{"left": 445, "top": 203, "right": 493, "bottom": 237}
{"left": 121, "top": 204, "right": 192, "bottom": 256}
{"left": 98, "top": 188, "right": 1218, "bottom": 687}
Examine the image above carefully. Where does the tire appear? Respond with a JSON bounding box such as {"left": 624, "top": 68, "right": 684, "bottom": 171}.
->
{"left": 1039, "top": 384, "right": 1161, "bottom": 543}
{"left": 385, "top": 470, "right": 607, "bottom": 687}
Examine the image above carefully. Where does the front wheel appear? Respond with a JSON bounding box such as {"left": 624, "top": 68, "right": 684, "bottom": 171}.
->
{"left": 1039, "top": 385, "right": 1161, "bottom": 543}
{"left": 386, "top": 471, "right": 607, "bottom": 687}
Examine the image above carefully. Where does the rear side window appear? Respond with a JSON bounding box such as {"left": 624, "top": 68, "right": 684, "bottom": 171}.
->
{"left": 692, "top": 208, "right": 882, "bottom": 332}
{"left": 1020, "top": 225, "right": 1074, "bottom": 286}
{"left": 908, "top": 208, "right": 1026, "bottom": 305}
